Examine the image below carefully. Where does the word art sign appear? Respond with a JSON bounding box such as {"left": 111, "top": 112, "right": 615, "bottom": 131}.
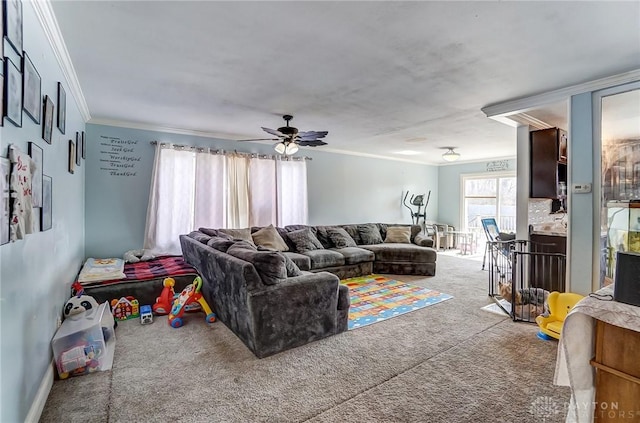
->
{"left": 99, "top": 136, "right": 141, "bottom": 177}
{"left": 486, "top": 160, "right": 509, "bottom": 172}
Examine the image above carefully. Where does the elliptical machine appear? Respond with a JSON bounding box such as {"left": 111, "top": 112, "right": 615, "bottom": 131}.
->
{"left": 403, "top": 191, "right": 431, "bottom": 231}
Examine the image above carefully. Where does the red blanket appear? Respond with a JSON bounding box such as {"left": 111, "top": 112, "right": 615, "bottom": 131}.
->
{"left": 79, "top": 255, "right": 197, "bottom": 287}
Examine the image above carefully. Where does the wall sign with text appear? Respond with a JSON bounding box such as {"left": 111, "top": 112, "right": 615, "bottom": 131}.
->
{"left": 99, "top": 136, "right": 141, "bottom": 177}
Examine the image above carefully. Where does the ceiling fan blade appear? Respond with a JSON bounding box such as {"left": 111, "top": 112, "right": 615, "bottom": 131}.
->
{"left": 297, "top": 131, "right": 328, "bottom": 140}
{"left": 262, "top": 127, "right": 285, "bottom": 137}
{"left": 297, "top": 140, "right": 327, "bottom": 147}
{"left": 236, "top": 138, "right": 279, "bottom": 142}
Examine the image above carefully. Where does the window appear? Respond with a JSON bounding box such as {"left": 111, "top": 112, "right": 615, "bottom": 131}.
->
{"left": 144, "top": 144, "right": 308, "bottom": 254}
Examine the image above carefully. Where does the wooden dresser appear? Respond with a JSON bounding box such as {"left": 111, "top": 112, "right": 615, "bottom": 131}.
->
{"left": 590, "top": 320, "right": 640, "bottom": 422}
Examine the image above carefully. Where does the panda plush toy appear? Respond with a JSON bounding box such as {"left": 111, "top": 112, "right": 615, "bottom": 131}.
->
{"left": 63, "top": 294, "right": 99, "bottom": 320}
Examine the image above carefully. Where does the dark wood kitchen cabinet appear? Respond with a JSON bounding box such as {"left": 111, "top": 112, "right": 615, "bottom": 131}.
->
{"left": 530, "top": 128, "right": 568, "bottom": 199}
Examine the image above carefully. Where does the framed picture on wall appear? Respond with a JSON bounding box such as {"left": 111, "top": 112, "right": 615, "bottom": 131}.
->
{"left": 28, "top": 142, "right": 43, "bottom": 207}
{"left": 4, "top": 0, "right": 23, "bottom": 56}
{"left": 68, "top": 140, "right": 75, "bottom": 174}
{"left": 81, "top": 131, "right": 86, "bottom": 159}
{"left": 22, "top": 52, "right": 41, "bottom": 124}
{"left": 1, "top": 157, "right": 10, "bottom": 245}
{"left": 57, "top": 82, "right": 65, "bottom": 134}
{"left": 1, "top": 3, "right": 4, "bottom": 58}
{"left": 42, "top": 95, "right": 54, "bottom": 144}
{"left": 41, "top": 175, "right": 52, "bottom": 231}
{"left": 75, "top": 132, "right": 81, "bottom": 166}
{"left": 4, "top": 57, "right": 22, "bottom": 127}
{"left": 0, "top": 64, "right": 4, "bottom": 127}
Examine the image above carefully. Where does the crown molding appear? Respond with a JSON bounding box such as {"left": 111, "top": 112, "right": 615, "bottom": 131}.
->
{"left": 511, "top": 113, "right": 554, "bottom": 130}
{"left": 31, "top": 0, "right": 91, "bottom": 122}
{"left": 482, "top": 68, "right": 640, "bottom": 119}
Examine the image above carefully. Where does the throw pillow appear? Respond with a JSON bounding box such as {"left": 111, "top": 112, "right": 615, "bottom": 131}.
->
{"left": 282, "top": 253, "right": 303, "bottom": 277}
{"left": 287, "top": 227, "right": 324, "bottom": 253}
{"left": 227, "top": 242, "right": 286, "bottom": 285}
{"left": 207, "top": 236, "right": 237, "bottom": 252}
{"left": 358, "top": 224, "right": 383, "bottom": 245}
{"left": 188, "top": 231, "right": 212, "bottom": 244}
{"left": 251, "top": 224, "right": 289, "bottom": 251}
{"left": 218, "top": 228, "right": 255, "bottom": 245}
{"left": 384, "top": 226, "right": 411, "bottom": 244}
{"left": 327, "top": 227, "right": 357, "bottom": 248}
{"left": 199, "top": 227, "right": 219, "bottom": 237}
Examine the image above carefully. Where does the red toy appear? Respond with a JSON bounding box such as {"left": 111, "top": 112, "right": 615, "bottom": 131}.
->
{"left": 153, "top": 277, "right": 175, "bottom": 315}
{"left": 168, "top": 276, "right": 216, "bottom": 328}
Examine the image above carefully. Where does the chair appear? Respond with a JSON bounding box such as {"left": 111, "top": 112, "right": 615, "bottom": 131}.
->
{"left": 481, "top": 218, "right": 514, "bottom": 271}
{"left": 536, "top": 292, "right": 585, "bottom": 340}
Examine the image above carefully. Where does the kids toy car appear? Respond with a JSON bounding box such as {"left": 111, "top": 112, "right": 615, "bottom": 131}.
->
{"left": 168, "top": 276, "right": 216, "bottom": 328}
{"left": 140, "top": 305, "right": 153, "bottom": 324}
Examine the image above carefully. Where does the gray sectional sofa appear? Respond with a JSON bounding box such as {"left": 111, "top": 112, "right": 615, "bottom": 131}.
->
{"left": 180, "top": 223, "right": 436, "bottom": 358}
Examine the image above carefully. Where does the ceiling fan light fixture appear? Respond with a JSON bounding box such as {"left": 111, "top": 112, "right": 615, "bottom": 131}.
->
{"left": 285, "top": 143, "right": 299, "bottom": 155}
{"left": 442, "top": 147, "right": 460, "bottom": 162}
{"left": 274, "top": 142, "right": 286, "bottom": 154}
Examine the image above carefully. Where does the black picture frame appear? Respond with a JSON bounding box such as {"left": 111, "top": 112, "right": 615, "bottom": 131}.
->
{"left": 0, "top": 157, "right": 9, "bottom": 245}
{"left": 22, "top": 52, "right": 41, "bottom": 124}
{"left": 0, "top": 63, "right": 4, "bottom": 127}
{"left": 4, "top": 57, "right": 22, "bottom": 127}
{"left": 28, "top": 142, "right": 43, "bottom": 207}
{"left": 57, "top": 82, "right": 65, "bottom": 134}
{"left": 4, "top": 0, "right": 23, "bottom": 57}
{"left": 68, "top": 140, "right": 75, "bottom": 174}
{"left": 75, "top": 132, "right": 81, "bottom": 166}
{"left": 41, "top": 175, "right": 52, "bottom": 231}
{"left": 42, "top": 95, "right": 54, "bottom": 144}
{"left": 0, "top": 1, "right": 4, "bottom": 58}
{"left": 81, "top": 131, "right": 86, "bottom": 159}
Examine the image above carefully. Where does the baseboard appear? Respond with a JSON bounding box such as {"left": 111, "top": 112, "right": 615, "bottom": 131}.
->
{"left": 24, "top": 360, "right": 54, "bottom": 423}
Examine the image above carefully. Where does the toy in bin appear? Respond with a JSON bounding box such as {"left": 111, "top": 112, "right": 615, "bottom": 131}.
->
{"left": 168, "top": 276, "right": 216, "bottom": 328}
{"left": 57, "top": 344, "right": 101, "bottom": 379}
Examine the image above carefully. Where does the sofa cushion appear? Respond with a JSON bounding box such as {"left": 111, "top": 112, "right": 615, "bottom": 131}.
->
{"left": 206, "top": 236, "right": 236, "bottom": 252}
{"left": 226, "top": 241, "right": 287, "bottom": 285}
{"left": 219, "top": 228, "right": 255, "bottom": 245}
{"left": 283, "top": 252, "right": 311, "bottom": 271}
{"left": 314, "top": 226, "right": 334, "bottom": 249}
{"left": 333, "top": 247, "right": 375, "bottom": 265}
{"left": 360, "top": 243, "right": 437, "bottom": 263}
{"left": 287, "top": 227, "right": 324, "bottom": 253}
{"left": 327, "top": 227, "right": 357, "bottom": 248}
{"left": 251, "top": 224, "right": 289, "bottom": 251}
{"left": 198, "top": 227, "right": 219, "bottom": 237}
{"left": 339, "top": 225, "right": 362, "bottom": 245}
{"left": 384, "top": 226, "right": 411, "bottom": 244}
{"left": 358, "top": 224, "right": 383, "bottom": 245}
{"left": 303, "top": 249, "right": 346, "bottom": 269}
{"left": 188, "top": 231, "right": 212, "bottom": 244}
{"left": 283, "top": 253, "right": 303, "bottom": 277}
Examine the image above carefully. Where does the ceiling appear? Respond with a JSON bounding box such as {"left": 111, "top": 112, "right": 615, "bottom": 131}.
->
{"left": 50, "top": 1, "right": 640, "bottom": 164}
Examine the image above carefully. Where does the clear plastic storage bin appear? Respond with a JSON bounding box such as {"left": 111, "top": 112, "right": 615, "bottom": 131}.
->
{"left": 52, "top": 302, "right": 116, "bottom": 379}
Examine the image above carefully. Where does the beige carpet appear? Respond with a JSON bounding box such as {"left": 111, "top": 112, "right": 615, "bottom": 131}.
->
{"left": 40, "top": 254, "right": 570, "bottom": 423}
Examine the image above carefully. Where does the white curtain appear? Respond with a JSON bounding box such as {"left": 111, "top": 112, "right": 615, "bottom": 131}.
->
{"left": 144, "top": 144, "right": 309, "bottom": 254}
{"left": 277, "top": 159, "right": 308, "bottom": 226}
{"left": 144, "top": 146, "right": 196, "bottom": 255}
{"left": 249, "top": 158, "right": 277, "bottom": 227}
{"left": 227, "top": 155, "right": 250, "bottom": 229}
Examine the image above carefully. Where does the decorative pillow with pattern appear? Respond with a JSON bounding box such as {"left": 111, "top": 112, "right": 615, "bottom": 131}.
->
{"left": 327, "top": 227, "right": 357, "bottom": 248}
{"left": 384, "top": 226, "right": 412, "bottom": 244}
{"left": 358, "top": 224, "right": 383, "bottom": 245}
{"left": 287, "top": 227, "right": 324, "bottom": 253}
{"left": 251, "top": 224, "right": 289, "bottom": 251}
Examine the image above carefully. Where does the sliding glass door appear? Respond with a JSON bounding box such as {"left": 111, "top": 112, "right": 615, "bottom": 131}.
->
{"left": 463, "top": 172, "right": 516, "bottom": 249}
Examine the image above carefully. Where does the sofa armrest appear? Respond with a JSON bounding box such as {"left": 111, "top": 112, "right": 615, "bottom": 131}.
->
{"left": 248, "top": 271, "right": 341, "bottom": 357}
{"left": 414, "top": 232, "right": 434, "bottom": 248}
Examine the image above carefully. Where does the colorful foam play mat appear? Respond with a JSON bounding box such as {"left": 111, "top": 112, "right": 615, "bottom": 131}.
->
{"left": 340, "top": 275, "right": 453, "bottom": 330}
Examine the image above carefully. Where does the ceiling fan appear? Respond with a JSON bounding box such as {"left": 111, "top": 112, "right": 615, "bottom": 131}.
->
{"left": 237, "top": 115, "right": 328, "bottom": 154}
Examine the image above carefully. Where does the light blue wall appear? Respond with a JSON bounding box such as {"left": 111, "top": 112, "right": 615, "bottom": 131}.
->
{"left": 85, "top": 124, "right": 438, "bottom": 258}
{"left": 437, "top": 159, "right": 517, "bottom": 228}
{"left": 0, "top": 4, "right": 86, "bottom": 422}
